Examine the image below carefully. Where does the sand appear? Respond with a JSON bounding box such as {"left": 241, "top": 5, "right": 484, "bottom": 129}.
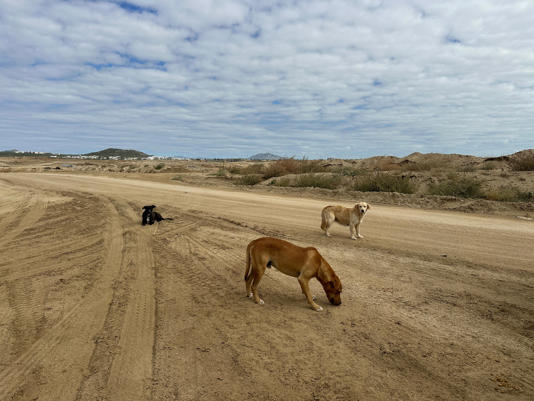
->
{"left": 0, "top": 172, "right": 533, "bottom": 400}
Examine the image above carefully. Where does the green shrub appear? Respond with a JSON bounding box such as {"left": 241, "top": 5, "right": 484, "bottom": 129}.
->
{"left": 484, "top": 186, "right": 533, "bottom": 202}
{"left": 271, "top": 174, "right": 341, "bottom": 189}
{"left": 293, "top": 174, "right": 341, "bottom": 189}
{"left": 214, "top": 167, "right": 228, "bottom": 177}
{"left": 233, "top": 174, "right": 263, "bottom": 186}
{"left": 154, "top": 163, "right": 165, "bottom": 170}
{"left": 428, "top": 175, "right": 483, "bottom": 198}
{"left": 353, "top": 173, "right": 416, "bottom": 194}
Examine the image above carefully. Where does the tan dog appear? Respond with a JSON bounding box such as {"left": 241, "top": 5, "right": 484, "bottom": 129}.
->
{"left": 321, "top": 202, "right": 370, "bottom": 239}
{"left": 244, "top": 237, "right": 342, "bottom": 311}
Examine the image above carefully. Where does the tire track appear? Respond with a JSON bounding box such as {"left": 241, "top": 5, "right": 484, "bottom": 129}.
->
{"left": 0, "top": 196, "right": 124, "bottom": 401}
{"left": 0, "top": 192, "right": 46, "bottom": 248}
{"left": 76, "top": 199, "right": 156, "bottom": 401}
{"left": 105, "top": 227, "right": 156, "bottom": 401}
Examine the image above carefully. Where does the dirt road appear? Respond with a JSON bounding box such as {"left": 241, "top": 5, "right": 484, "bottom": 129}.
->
{"left": 1, "top": 173, "right": 533, "bottom": 401}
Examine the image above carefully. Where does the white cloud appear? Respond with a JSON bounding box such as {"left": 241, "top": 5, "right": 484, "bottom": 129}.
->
{"left": 0, "top": 0, "right": 533, "bottom": 157}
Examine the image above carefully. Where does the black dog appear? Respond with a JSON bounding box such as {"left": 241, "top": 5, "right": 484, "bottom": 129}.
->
{"left": 142, "top": 205, "right": 173, "bottom": 225}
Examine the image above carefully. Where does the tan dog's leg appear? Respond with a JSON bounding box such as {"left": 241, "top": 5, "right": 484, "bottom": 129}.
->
{"left": 356, "top": 223, "right": 364, "bottom": 238}
{"left": 321, "top": 209, "right": 332, "bottom": 237}
{"left": 349, "top": 224, "right": 357, "bottom": 240}
{"left": 298, "top": 275, "right": 323, "bottom": 311}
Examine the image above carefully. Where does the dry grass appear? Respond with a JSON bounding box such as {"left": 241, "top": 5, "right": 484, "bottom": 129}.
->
{"left": 272, "top": 174, "right": 342, "bottom": 189}
{"left": 509, "top": 153, "right": 534, "bottom": 171}
{"left": 484, "top": 186, "right": 533, "bottom": 202}
{"left": 232, "top": 174, "right": 264, "bottom": 186}
{"left": 353, "top": 173, "right": 417, "bottom": 194}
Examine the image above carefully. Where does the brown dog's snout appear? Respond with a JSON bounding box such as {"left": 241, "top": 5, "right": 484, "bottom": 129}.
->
{"left": 329, "top": 295, "right": 342, "bottom": 305}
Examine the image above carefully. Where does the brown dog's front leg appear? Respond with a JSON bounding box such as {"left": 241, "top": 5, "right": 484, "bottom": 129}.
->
{"left": 298, "top": 276, "right": 323, "bottom": 311}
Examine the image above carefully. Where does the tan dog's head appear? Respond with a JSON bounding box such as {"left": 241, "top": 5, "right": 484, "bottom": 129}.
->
{"left": 323, "top": 275, "right": 342, "bottom": 305}
{"left": 355, "top": 202, "right": 370, "bottom": 216}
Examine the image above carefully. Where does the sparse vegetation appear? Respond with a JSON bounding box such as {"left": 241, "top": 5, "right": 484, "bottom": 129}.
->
{"left": 400, "top": 160, "right": 443, "bottom": 172}
{"left": 233, "top": 174, "right": 264, "bottom": 186}
{"left": 484, "top": 186, "right": 533, "bottom": 202}
{"left": 509, "top": 153, "right": 534, "bottom": 171}
{"left": 353, "top": 173, "right": 417, "bottom": 194}
{"left": 272, "top": 174, "right": 342, "bottom": 189}
{"left": 428, "top": 175, "right": 483, "bottom": 198}
{"left": 332, "top": 166, "right": 368, "bottom": 177}
{"left": 154, "top": 163, "right": 165, "bottom": 170}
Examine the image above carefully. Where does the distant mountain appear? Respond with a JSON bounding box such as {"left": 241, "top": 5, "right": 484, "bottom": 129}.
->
{"left": 249, "top": 153, "right": 283, "bottom": 161}
{"left": 83, "top": 148, "right": 149, "bottom": 159}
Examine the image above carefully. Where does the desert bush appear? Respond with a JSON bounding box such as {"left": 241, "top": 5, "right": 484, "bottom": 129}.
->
{"left": 214, "top": 167, "right": 228, "bottom": 177}
{"left": 458, "top": 165, "right": 476, "bottom": 173}
{"left": 227, "top": 166, "right": 242, "bottom": 174}
{"left": 242, "top": 163, "right": 265, "bottom": 175}
{"left": 272, "top": 174, "right": 341, "bottom": 189}
{"left": 271, "top": 177, "right": 291, "bottom": 187}
{"left": 154, "top": 163, "right": 165, "bottom": 170}
{"left": 171, "top": 175, "right": 183, "bottom": 181}
{"left": 509, "top": 153, "right": 534, "bottom": 171}
{"left": 332, "top": 166, "right": 368, "bottom": 177}
{"left": 293, "top": 174, "right": 341, "bottom": 189}
{"left": 484, "top": 186, "right": 533, "bottom": 202}
{"left": 480, "top": 161, "right": 503, "bottom": 170}
{"left": 298, "top": 158, "right": 328, "bottom": 174}
{"left": 353, "top": 173, "right": 416, "bottom": 194}
{"left": 233, "top": 174, "right": 263, "bottom": 186}
{"left": 262, "top": 158, "right": 326, "bottom": 179}
{"left": 428, "top": 175, "right": 483, "bottom": 198}
{"left": 400, "top": 160, "right": 443, "bottom": 172}
{"left": 262, "top": 158, "right": 300, "bottom": 179}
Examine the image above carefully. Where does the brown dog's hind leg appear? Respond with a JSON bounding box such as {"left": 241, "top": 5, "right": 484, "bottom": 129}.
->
{"left": 245, "top": 272, "right": 254, "bottom": 299}
{"left": 251, "top": 266, "right": 265, "bottom": 305}
{"left": 298, "top": 275, "right": 323, "bottom": 311}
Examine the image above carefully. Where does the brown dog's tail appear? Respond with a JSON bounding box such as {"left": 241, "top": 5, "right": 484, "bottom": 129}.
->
{"left": 244, "top": 241, "right": 253, "bottom": 281}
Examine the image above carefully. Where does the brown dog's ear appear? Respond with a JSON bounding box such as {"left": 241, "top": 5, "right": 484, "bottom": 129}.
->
{"left": 366, "top": 203, "right": 371, "bottom": 209}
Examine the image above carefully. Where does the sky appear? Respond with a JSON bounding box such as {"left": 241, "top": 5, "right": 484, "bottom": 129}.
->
{"left": 0, "top": 0, "right": 533, "bottom": 158}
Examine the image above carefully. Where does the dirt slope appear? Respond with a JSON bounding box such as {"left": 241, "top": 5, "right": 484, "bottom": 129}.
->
{"left": 0, "top": 173, "right": 533, "bottom": 401}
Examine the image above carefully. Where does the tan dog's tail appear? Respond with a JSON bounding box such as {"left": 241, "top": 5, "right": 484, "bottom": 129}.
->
{"left": 244, "top": 241, "right": 253, "bottom": 281}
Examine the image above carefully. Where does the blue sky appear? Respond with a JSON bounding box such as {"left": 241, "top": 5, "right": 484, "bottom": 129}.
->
{"left": 0, "top": 0, "right": 533, "bottom": 158}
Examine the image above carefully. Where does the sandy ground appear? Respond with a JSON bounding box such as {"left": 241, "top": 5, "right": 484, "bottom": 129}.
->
{"left": 0, "top": 172, "right": 533, "bottom": 401}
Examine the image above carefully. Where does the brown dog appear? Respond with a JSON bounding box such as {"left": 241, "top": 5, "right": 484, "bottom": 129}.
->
{"left": 321, "top": 202, "right": 370, "bottom": 239}
{"left": 244, "top": 237, "right": 342, "bottom": 311}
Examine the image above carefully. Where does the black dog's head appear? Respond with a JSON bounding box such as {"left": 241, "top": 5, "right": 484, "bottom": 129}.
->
{"left": 142, "top": 205, "right": 157, "bottom": 225}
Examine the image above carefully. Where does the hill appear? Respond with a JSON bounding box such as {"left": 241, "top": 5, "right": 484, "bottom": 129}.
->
{"left": 83, "top": 148, "right": 149, "bottom": 159}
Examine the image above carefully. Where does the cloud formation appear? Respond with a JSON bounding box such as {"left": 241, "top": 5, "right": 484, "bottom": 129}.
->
{"left": 0, "top": 0, "right": 533, "bottom": 157}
